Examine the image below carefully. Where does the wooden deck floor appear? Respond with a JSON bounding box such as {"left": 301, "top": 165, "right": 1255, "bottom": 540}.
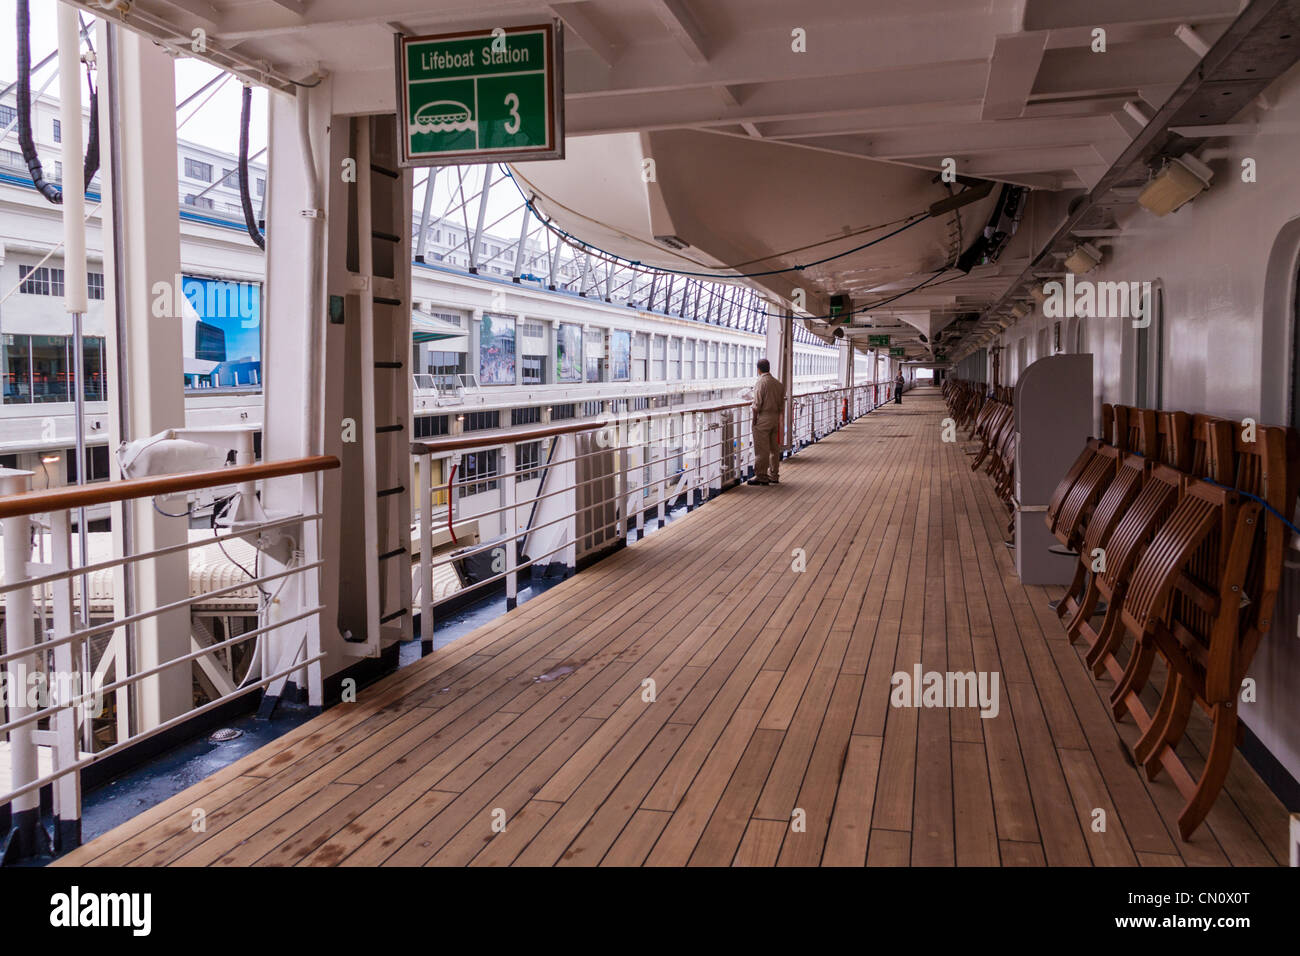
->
{"left": 56, "top": 388, "right": 1289, "bottom": 867}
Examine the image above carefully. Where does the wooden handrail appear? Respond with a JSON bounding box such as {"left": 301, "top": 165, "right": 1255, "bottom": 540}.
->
{"left": 0, "top": 455, "right": 340, "bottom": 519}
{"left": 411, "top": 382, "right": 893, "bottom": 456}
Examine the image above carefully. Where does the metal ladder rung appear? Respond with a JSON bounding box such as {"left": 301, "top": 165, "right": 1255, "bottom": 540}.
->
{"left": 379, "top": 607, "right": 409, "bottom": 624}
{"left": 370, "top": 163, "right": 399, "bottom": 179}
{"left": 378, "top": 546, "right": 407, "bottom": 561}
{"left": 374, "top": 295, "right": 403, "bottom": 307}
{"left": 372, "top": 230, "right": 401, "bottom": 243}
{"left": 374, "top": 360, "right": 403, "bottom": 369}
{"left": 377, "top": 485, "right": 405, "bottom": 498}
{"left": 376, "top": 423, "right": 404, "bottom": 434}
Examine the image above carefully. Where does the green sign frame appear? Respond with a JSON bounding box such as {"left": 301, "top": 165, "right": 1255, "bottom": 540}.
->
{"left": 867, "top": 334, "right": 890, "bottom": 347}
{"left": 396, "top": 22, "right": 565, "bottom": 167}
{"left": 890, "top": 347, "right": 906, "bottom": 357}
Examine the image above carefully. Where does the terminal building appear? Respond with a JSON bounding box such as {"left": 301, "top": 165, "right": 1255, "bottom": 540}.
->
{"left": 0, "top": 0, "right": 1297, "bottom": 883}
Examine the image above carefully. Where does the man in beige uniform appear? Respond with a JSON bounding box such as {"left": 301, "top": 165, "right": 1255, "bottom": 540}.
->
{"left": 749, "top": 359, "right": 784, "bottom": 485}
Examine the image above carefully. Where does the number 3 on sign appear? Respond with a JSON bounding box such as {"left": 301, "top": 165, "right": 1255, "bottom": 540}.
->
{"left": 504, "top": 93, "right": 521, "bottom": 135}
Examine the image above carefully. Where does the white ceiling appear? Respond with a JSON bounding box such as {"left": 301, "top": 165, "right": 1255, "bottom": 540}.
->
{"left": 74, "top": 0, "right": 1254, "bottom": 357}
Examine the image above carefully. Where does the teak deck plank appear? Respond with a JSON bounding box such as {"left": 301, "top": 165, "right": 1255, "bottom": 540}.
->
{"left": 56, "top": 390, "right": 1288, "bottom": 868}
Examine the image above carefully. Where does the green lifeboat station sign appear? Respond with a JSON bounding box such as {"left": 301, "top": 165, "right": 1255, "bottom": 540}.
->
{"left": 890, "top": 347, "right": 906, "bottom": 357}
{"left": 867, "top": 334, "right": 890, "bottom": 347}
{"left": 397, "top": 22, "right": 564, "bottom": 167}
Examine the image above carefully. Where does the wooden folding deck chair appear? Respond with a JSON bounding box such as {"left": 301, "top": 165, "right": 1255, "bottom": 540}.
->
{"left": 1110, "top": 423, "right": 1299, "bottom": 840}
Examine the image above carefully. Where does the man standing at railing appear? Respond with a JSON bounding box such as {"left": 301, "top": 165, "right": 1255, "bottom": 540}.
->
{"left": 749, "top": 358, "right": 783, "bottom": 486}
{"left": 894, "top": 370, "right": 905, "bottom": 404}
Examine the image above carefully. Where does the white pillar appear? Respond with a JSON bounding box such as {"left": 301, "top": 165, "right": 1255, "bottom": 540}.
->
{"left": 100, "top": 25, "right": 189, "bottom": 728}
{"left": 262, "top": 79, "right": 333, "bottom": 697}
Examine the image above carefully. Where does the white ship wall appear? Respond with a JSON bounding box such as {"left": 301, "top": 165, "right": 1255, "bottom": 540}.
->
{"left": 991, "top": 62, "right": 1300, "bottom": 785}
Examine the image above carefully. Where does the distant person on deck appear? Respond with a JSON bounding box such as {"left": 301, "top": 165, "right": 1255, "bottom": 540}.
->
{"left": 749, "top": 359, "right": 783, "bottom": 486}
{"left": 894, "top": 371, "right": 905, "bottom": 404}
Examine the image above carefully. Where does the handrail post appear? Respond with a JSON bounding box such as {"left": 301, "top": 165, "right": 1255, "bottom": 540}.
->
{"left": 634, "top": 419, "right": 646, "bottom": 539}
{"left": 561, "top": 434, "right": 577, "bottom": 574}
{"left": 418, "top": 451, "right": 434, "bottom": 654}
{"left": 0, "top": 468, "right": 41, "bottom": 860}
{"left": 48, "top": 508, "right": 83, "bottom": 852}
{"left": 302, "top": 471, "right": 324, "bottom": 707}
{"left": 654, "top": 418, "right": 666, "bottom": 528}
{"left": 617, "top": 429, "right": 631, "bottom": 540}
{"left": 501, "top": 442, "right": 518, "bottom": 610}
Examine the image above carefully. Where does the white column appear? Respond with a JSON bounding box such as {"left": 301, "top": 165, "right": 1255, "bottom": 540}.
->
{"left": 100, "top": 25, "right": 189, "bottom": 728}
{"left": 263, "top": 79, "right": 333, "bottom": 691}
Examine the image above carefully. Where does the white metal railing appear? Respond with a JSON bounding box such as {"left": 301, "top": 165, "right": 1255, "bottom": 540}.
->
{"left": 0, "top": 454, "right": 337, "bottom": 859}
{"left": 410, "top": 382, "right": 892, "bottom": 642}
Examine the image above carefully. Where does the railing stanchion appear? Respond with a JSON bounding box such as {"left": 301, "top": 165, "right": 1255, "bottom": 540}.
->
{"left": 417, "top": 451, "right": 434, "bottom": 654}
{"left": 618, "top": 431, "right": 631, "bottom": 540}
{"left": 654, "top": 418, "right": 666, "bottom": 528}
{"left": 48, "top": 508, "right": 82, "bottom": 852}
{"left": 501, "top": 443, "right": 518, "bottom": 610}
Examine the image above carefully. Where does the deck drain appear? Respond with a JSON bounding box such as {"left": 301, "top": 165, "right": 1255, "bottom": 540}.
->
{"left": 209, "top": 728, "right": 243, "bottom": 742}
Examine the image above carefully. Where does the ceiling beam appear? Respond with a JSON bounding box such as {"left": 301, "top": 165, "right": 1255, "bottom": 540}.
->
{"left": 563, "top": 61, "right": 990, "bottom": 134}
{"left": 549, "top": 2, "right": 621, "bottom": 68}
{"left": 648, "top": 0, "right": 710, "bottom": 65}
{"left": 982, "top": 32, "right": 1048, "bottom": 120}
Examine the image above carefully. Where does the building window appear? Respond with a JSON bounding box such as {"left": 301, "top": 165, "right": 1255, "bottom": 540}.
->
{"left": 516, "top": 440, "right": 542, "bottom": 482}
{"left": 511, "top": 406, "right": 541, "bottom": 427}
{"left": 30, "top": 335, "right": 70, "bottom": 402}
{"left": 521, "top": 355, "right": 545, "bottom": 384}
{"left": 0, "top": 147, "right": 23, "bottom": 170}
{"left": 18, "top": 266, "right": 64, "bottom": 296}
{"left": 185, "top": 194, "right": 215, "bottom": 210}
{"left": 66, "top": 445, "right": 111, "bottom": 483}
{"left": 87, "top": 272, "right": 105, "bottom": 300}
{"left": 458, "top": 449, "right": 499, "bottom": 498}
{"left": 184, "top": 157, "right": 213, "bottom": 182}
{"left": 413, "top": 415, "right": 449, "bottom": 439}
{"left": 523, "top": 321, "right": 545, "bottom": 337}
{"left": 256, "top": 177, "right": 266, "bottom": 197}
{"left": 82, "top": 336, "right": 106, "bottom": 402}
{"left": 0, "top": 105, "right": 15, "bottom": 127}
{"left": 550, "top": 403, "right": 575, "bottom": 421}
{"left": 52, "top": 118, "right": 61, "bottom": 143}
{"left": 3, "top": 334, "right": 31, "bottom": 404}
{"left": 222, "top": 167, "right": 235, "bottom": 185}
{"left": 462, "top": 410, "right": 499, "bottom": 432}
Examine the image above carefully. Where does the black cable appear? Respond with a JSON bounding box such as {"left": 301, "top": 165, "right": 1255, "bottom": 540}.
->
{"left": 81, "top": 76, "right": 99, "bottom": 190}
{"left": 210, "top": 493, "right": 270, "bottom": 598}
{"left": 79, "top": 14, "right": 99, "bottom": 190}
{"left": 152, "top": 499, "right": 193, "bottom": 518}
{"left": 237, "top": 84, "right": 265, "bottom": 249}
{"left": 16, "top": 0, "right": 60, "bottom": 203}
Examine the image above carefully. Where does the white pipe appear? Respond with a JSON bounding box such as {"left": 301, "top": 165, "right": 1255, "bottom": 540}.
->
{"left": 58, "top": 3, "right": 87, "bottom": 312}
{"left": 58, "top": 2, "right": 91, "bottom": 628}
{"left": 295, "top": 83, "right": 323, "bottom": 457}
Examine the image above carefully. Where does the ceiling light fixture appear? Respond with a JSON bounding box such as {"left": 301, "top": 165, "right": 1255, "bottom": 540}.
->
{"left": 1064, "top": 242, "right": 1102, "bottom": 275}
{"left": 1137, "top": 154, "right": 1214, "bottom": 216}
